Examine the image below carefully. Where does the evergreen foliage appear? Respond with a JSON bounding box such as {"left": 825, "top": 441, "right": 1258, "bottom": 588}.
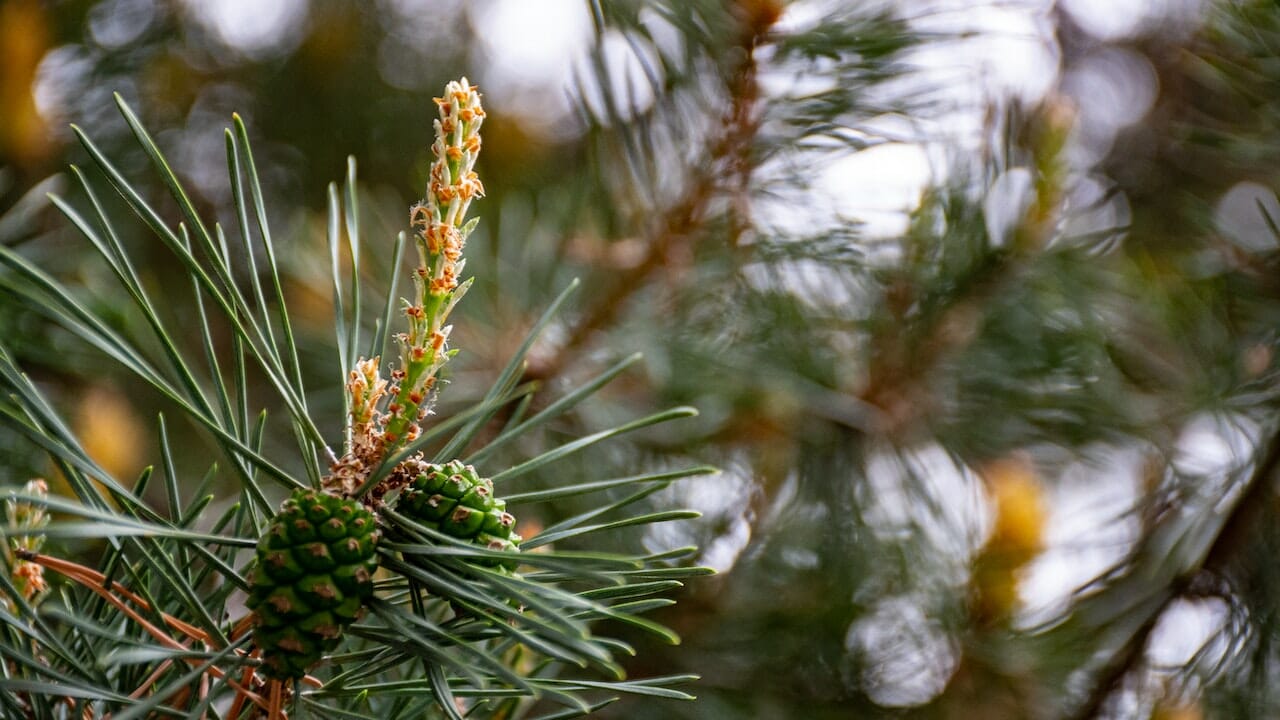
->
{"left": 0, "top": 78, "right": 707, "bottom": 717}
{"left": 3, "top": 1, "right": 1280, "bottom": 719}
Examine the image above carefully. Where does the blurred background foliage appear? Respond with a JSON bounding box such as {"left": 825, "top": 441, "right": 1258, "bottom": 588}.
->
{"left": 4, "top": 0, "right": 1280, "bottom": 717}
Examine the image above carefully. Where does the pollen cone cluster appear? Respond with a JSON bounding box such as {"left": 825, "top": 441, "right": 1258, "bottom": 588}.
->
{"left": 382, "top": 77, "right": 485, "bottom": 447}
{"left": 247, "top": 78, "right": 488, "bottom": 680}
{"left": 396, "top": 459, "right": 521, "bottom": 569}
{"left": 3, "top": 479, "right": 49, "bottom": 609}
{"left": 248, "top": 489, "right": 380, "bottom": 679}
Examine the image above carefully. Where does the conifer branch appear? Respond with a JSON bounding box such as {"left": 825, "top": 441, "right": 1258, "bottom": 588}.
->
{"left": 1069, "top": 427, "right": 1280, "bottom": 720}
{"left": 530, "top": 2, "right": 778, "bottom": 382}
{"left": 0, "top": 77, "right": 705, "bottom": 717}
{"left": 860, "top": 102, "right": 1072, "bottom": 437}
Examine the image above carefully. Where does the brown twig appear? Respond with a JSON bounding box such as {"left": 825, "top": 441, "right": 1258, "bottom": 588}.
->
{"left": 24, "top": 552, "right": 213, "bottom": 645}
{"left": 267, "top": 679, "right": 285, "bottom": 720}
{"left": 231, "top": 612, "right": 258, "bottom": 642}
{"left": 227, "top": 661, "right": 259, "bottom": 720}
{"left": 23, "top": 552, "right": 322, "bottom": 680}
{"left": 127, "top": 659, "right": 177, "bottom": 700}
{"left": 18, "top": 551, "right": 295, "bottom": 713}
{"left": 199, "top": 672, "right": 210, "bottom": 720}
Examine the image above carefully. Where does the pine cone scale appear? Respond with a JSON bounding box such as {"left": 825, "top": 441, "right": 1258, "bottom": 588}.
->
{"left": 395, "top": 459, "right": 522, "bottom": 568}
{"left": 248, "top": 488, "right": 380, "bottom": 679}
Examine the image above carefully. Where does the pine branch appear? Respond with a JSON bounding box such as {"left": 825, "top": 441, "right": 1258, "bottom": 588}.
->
{"left": 1069, "top": 424, "right": 1280, "bottom": 720}
{"left": 860, "top": 103, "right": 1071, "bottom": 437}
{"left": 529, "top": 4, "right": 775, "bottom": 382}
{"left": 0, "top": 80, "right": 708, "bottom": 717}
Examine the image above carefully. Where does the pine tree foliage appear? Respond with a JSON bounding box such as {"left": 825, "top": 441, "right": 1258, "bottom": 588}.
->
{"left": 543, "top": 1, "right": 1280, "bottom": 719}
{"left": 6, "top": 1, "right": 1280, "bottom": 719}
{"left": 0, "top": 80, "right": 709, "bottom": 717}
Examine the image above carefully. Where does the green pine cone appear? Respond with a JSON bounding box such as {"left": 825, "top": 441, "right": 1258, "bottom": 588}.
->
{"left": 248, "top": 488, "right": 380, "bottom": 679}
{"left": 397, "top": 460, "right": 522, "bottom": 568}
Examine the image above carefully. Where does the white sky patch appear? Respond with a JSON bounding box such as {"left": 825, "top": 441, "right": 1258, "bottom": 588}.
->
{"left": 1060, "top": 0, "right": 1207, "bottom": 41}
{"left": 848, "top": 595, "right": 960, "bottom": 707}
{"left": 1146, "top": 597, "right": 1231, "bottom": 671}
{"left": 816, "top": 143, "right": 934, "bottom": 239}
{"left": 1171, "top": 413, "right": 1259, "bottom": 482}
{"left": 772, "top": 0, "right": 830, "bottom": 36}
{"left": 1061, "top": 173, "right": 1131, "bottom": 249}
{"left": 468, "top": 0, "right": 1061, "bottom": 245}
{"left": 794, "top": 0, "right": 1059, "bottom": 250}
{"left": 1216, "top": 181, "right": 1280, "bottom": 253}
{"left": 740, "top": 257, "right": 868, "bottom": 311}
{"left": 469, "top": 0, "right": 594, "bottom": 140}
{"left": 644, "top": 461, "right": 755, "bottom": 575}
{"left": 179, "top": 0, "right": 309, "bottom": 61}
{"left": 1062, "top": 46, "right": 1160, "bottom": 165}
{"left": 570, "top": 29, "right": 661, "bottom": 126}
{"left": 757, "top": 55, "right": 841, "bottom": 102}
{"left": 861, "top": 444, "right": 987, "bottom": 571}
{"left": 88, "top": 0, "right": 160, "bottom": 50}
{"left": 1059, "top": 0, "right": 1152, "bottom": 40}
{"left": 985, "top": 167, "right": 1036, "bottom": 248}
{"left": 1021, "top": 414, "right": 1262, "bottom": 628}
{"left": 32, "top": 45, "right": 96, "bottom": 124}
{"left": 906, "top": 0, "right": 1060, "bottom": 107}
{"left": 1018, "top": 445, "right": 1146, "bottom": 627}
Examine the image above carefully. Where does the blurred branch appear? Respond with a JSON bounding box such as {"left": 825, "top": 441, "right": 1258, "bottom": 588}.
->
{"left": 860, "top": 102, "right": 1071, "bottom": 436}
{"left": 1069, "top": 424, "right": 1280, "bottom": 720}
{"left": 1069, "top": 594, "right": 1178, "bottom": 720}
{"left": 529, "top": 2, "right": 777, "bottom": 382}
